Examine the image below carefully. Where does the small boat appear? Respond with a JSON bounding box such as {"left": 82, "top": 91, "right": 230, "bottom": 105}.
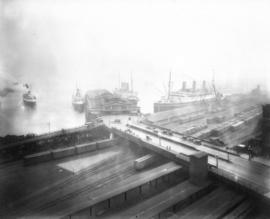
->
{"left": 23, "top": 90, "right": 37, "bottom": 107}
{"left": 72, "top": 88, "right": 84, "bottom": 112}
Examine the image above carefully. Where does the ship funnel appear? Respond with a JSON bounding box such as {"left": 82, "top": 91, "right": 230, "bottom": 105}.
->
{"left": 121, "top": 82, "right": 129, "bottom": 91}
{"left": 182, "top": 81, "right": 186, "bottom": 90}
{"left": 192, "top": 81, "right": 196, "bottom": 91}
{"left": 202, "top": 80, "right": 206, "bottom": 90}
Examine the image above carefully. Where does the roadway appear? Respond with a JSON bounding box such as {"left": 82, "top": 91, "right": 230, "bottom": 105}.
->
{"left": 110, "top": 122, "right": 270, "bottom": 198}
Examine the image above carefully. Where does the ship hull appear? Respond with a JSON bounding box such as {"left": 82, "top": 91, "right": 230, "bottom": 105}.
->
{"left": 154, "top": 98, "right": 217, "bottom": 113}
{"left": 72, "top": 102, "right": 84, "bottom": 112}
{"left": 23, "top": 99, "right": 36, "bottom": 107}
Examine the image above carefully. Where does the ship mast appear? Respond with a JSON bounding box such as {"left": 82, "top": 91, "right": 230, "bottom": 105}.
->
{"left": 118, "top": 73, "right": 121, "bottom": 89}
{"left": 130, "top": 72, "right": 133, "bottom": 92}
{"left": 212, "top": 69, "right": 217, "bottom": 97}
{"left": 212, "top": 69, "right": 222, "bottom": 104}
{"left": 167, "top": 71, "right": 172, "bottom": 100}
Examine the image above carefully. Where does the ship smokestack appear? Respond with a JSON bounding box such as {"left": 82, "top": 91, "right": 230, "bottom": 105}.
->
{"left": 192, "top": 81, "right": 196, "bottom": 91}
{"left": 202, "top": 80, "right": 206, "bottom": 90}
{"left": 262, "top": 104, "right": 270, "bottom": 153}
{"left": 182, "top": 81, "right": 186, "bottom": 91}
{"left": 121, "top": 82, "right": 129, "bottom": 91}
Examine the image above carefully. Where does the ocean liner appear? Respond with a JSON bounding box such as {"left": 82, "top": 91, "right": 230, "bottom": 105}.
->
{"left": 154, "top": 73, "right": 222, "bottom": 113}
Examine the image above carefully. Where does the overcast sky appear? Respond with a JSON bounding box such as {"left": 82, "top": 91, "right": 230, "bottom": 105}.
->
{"left": 1, "top": 0, "right": 270, "bottom": 112}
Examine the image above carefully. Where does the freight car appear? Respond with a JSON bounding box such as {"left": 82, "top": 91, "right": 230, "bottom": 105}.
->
{"left": 134, "top": 154, "right": 156, "bottom": 170}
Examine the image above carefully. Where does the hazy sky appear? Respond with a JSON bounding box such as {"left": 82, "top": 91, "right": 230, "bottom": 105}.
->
{"left": 1, "top": 0, "right": 270, "bottom": 112}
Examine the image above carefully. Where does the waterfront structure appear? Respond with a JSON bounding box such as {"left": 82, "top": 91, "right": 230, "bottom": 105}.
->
{"left": 85, "top": 89, "right": 139, "bottom": 122}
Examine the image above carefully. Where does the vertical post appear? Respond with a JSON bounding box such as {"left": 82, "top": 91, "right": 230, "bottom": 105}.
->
{"left": 189, "top": 152, "right": 208, "bottom": 186}
{"left": 226, "top": 147, "right": 229, "bottom": 162}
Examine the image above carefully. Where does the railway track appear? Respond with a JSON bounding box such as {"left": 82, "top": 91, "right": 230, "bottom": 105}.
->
{"left": 11, "top": 147, "right": 133, "bottom": 202}
{"left": 5, "top": 147, "right": 146, "bottom": 217}
{"left": 35, "top": 165, "right": 136, "bottom": 214}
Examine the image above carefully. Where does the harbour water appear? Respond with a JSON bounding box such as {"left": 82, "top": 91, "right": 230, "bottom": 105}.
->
{"left": 0, "top": 70, "right": 160, "bottom": 137}
{"left": 0, "top": 86, "right": 85, "bottom": 136}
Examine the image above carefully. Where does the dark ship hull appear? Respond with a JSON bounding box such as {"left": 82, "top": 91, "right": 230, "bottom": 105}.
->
{"left": 23, "top": 91, "right": 37, "bottom": 107}
{"left": 23, "top": 100, "right": 36, "bottom": 107}
{"left": 72, "top": 102, "right": 84, "bottom": 112}
{"left": 154, "top": 98, "right": 217, "bottom": 113}
{"left": 72, "top": 88, "right": 85, "bottom": 113}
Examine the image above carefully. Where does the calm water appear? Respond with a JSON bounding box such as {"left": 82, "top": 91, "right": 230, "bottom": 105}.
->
{"left": 0, "top": 74, "right": 159, "bottom": 137}
{"left": 0, "top": 87, "right": 85, "bottom": 136}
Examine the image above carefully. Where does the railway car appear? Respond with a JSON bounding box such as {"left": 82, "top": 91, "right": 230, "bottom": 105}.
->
{"left": 134, "top": 154, "right": 156, "bottom": 170}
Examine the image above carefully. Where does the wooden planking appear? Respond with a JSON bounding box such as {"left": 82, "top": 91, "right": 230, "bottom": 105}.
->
{"left": 204, "top": 195, "right": 245, "bottom": 219}
{"left": 19, "top": 162, "right": 181, "bottom": 218}
{"left": 223, "top": 199, "right": 253, "bottom": 219}
{"left": 167, "top": 187, "right": 226, "bottom": 219}
{"left": 6, "top": 146, "right": 137, "bottom": 218}
{"left": 101, "top": 180, "right": 213, "bottom": 219}
{"left": 175, "top": 187, "right": 244, "bottom": 219}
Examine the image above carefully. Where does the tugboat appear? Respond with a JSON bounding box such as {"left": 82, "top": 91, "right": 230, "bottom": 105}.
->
{"left": 72, "top": 88, "right": 84, "bottom": 112}
{"left": 23, "top": 90, "right": 37, "bottom": 107}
